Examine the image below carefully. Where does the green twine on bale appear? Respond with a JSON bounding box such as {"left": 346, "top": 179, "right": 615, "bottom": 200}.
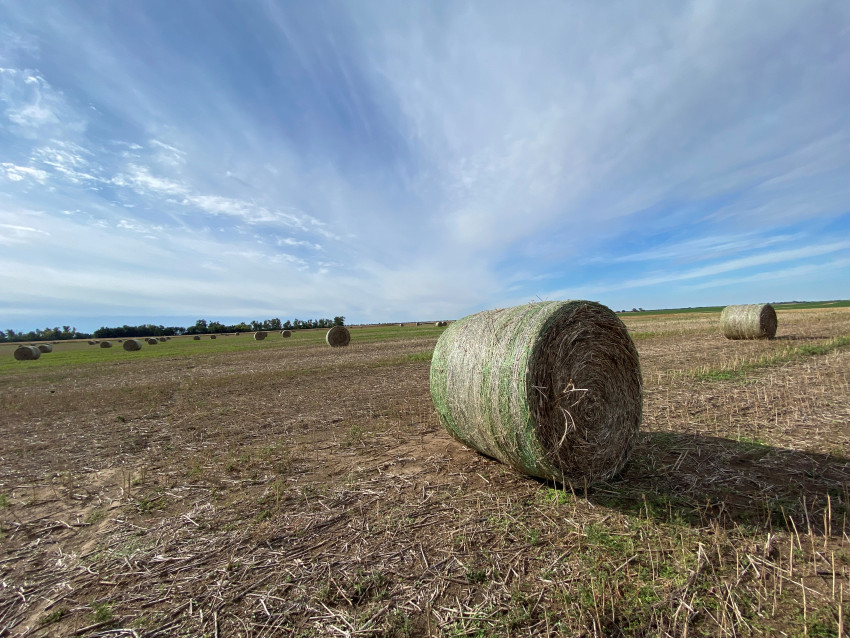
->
{"left": 720, "top": 304, "right": 777, "bottom": 340}
{"left": 429, "top": 301, "right": 642, "bottom": 484}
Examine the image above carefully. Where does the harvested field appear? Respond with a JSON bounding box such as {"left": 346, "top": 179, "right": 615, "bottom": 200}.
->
{"left": 1, "top": 308, "right": 850, "bottom": 636}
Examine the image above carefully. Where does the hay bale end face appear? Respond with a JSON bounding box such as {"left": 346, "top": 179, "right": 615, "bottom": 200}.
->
{"left": 100, "top": 341, "right": 113, "bottom": 348}
{"left": 720, "top": 304, "right": 778, "bottom": 340}
{"left": 123, "top": 339, "right": 143, "bottom": 351}
{"left": 254, "top": 331, "right": 268, "bottom": 341}
{"left": 14, "top": 345, "right": 41, "bottom": 361}
{"left": 37, "top": 344, "right": 53, "bottom": 353}
{"left": 326, "top": 325, "right": 351, "bottom": 347}
{"left": 430, "top": 300, "right": 642, "bottom": 484}
{"left": 281, "top": 330, "right": 292, "bottom": 338}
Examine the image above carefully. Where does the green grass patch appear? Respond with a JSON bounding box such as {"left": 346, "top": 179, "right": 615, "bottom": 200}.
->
{"left": 694, "top": 334, "right": 850, "bottom": 382}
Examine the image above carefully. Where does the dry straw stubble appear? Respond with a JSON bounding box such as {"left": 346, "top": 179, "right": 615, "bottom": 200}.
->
{"left": 430, "top": 300, "right": 642, "bottom": 484}
{"left": 123, "top": 339, "right": 143, "bottom": 351}
{"left": 720, "top": 303, "right": 778, "bottom": 339}
{"left": 13, "top": 345, "right": 41, "bottom": 361}
{"left": 326, "top": 326, "right": 351, "bottom": 347}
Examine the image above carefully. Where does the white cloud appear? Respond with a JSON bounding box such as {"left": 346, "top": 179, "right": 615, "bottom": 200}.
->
{"left": 1, "top": 162, "right": 48, "bottom": 182}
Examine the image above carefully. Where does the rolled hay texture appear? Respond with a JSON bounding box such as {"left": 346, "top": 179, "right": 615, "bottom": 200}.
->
{"left": 146, "top": 338, "right": 158, "bottom": 345}
{"left": 14, "top": 345, "right": 41, "bottom": 361}
{"left": 326, "top": 325, "right": 351, "bottom": 347}
{"left": 254, "top": 331, "right": 268, "bottom": 341}
{"left": 281, "top": 330, "right": 292, "bottom": 338}
{"left": 123, "top": 339, "right": 143, "bottom": 351}
{"left": 37, "top": 344, "right": 53, "bottom": 353}
{"left": 720, "top": 304, "right": 778, "bottom": 340}
{"left": 430, "top": 301, "right": 642, "bottom": 484}
{"left": 100, "top": 341, "right": 113, "bottom": 348}
{"left": 193, "top": 335, "right": 201, "bottom": 340}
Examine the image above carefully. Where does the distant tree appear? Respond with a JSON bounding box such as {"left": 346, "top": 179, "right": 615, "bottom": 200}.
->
{"left": 282, "top": 320, "right": 293, "bottom": 330}
{"left": 333, "top": 316, "right": 345, "bottom": 326}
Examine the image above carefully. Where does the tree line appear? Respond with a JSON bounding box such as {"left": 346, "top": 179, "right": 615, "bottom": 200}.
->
{"left": 0, "top": 316, "right": 345, "bottom": 342}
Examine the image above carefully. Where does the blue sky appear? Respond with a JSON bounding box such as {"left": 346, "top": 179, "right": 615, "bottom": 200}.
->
{"left": 1, "top": 1, "right": 848, "bottom": 331}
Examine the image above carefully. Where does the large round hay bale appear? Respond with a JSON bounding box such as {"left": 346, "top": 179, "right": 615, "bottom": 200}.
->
{"left": 37, "top": 344, "right": 53, "bottom": 353}
{"left": 14, "top": 345, "right": 41, "bottom": 361}
{"left": 254, "top": 331, "right": 268, "bottom": 341}
{"left": 280, "top": 330, "right": 292, "bottom": 338}
{"left": 210, "top": 334, "right": 216, "bottom": 339}
{"left": 100, "top": 341, "right": 113, "bottom": 348}
{"left": 430, "top": 301, "right": 642, "bottom": 484}
{"left": 326, "top": 326, "right": 351, "bottom": 347}
{"left": 720, "top": 304, "right": 777, "bottom": 340}
{"left": 123, "top": 339, "right": 143, "bottom": 351}
{"left": 193, "top": 335, "right": 201, "bottom": 340}
{"left": 146, "top": 337, "right": 158, "bottom": 345}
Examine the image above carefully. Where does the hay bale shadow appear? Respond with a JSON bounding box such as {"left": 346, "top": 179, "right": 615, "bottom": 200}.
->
{"left": 588, "top": 432, "right": 850, "bottom": 535}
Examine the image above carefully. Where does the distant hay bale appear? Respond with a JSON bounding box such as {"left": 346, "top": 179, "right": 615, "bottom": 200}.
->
{"left": 117, "top": 339, "right": 124, "bottom": 343}
{"left": 281, "top": 330, "right": 292, "bottom": 338}
{"left": 210, "top": 335, "right": 216, "bottom": 339}
{"left": 193, "top": 335, "right": 201, "bottom": 340}
{"left": 158, "top": 337, "right": 167, "bottom": 343}
{"left": 254, "top": 331, "right": 268, "bottom": 341}
{"left": 430, "top": 301, "right": 642, "bottom": 484}
{"left": 88, "top": 340, "right": 96, "bottom": 345}
{"left": 37, "top": 344, "right": 53, "bottom": 353}
{"left": 720, "top": 304, "right": 778, "bottom": 340}
{"left": 14, "top": 345, "right": 41, "bottom": 361}
{"left": 398, "top": 323, "right": 404, "bottom": 327}
{"left": 326, "top": 326, "right": 351, "bottom": 347}
{"left": 123, "top": 339, "right": 143, "bottom": 351}
{"left": 416, "top": 322, "right": 422, "bottom": 326}
{"left": 146, "top": 338, "right": 158, "bottom": 345}
{"left": 100, "top": 341, "right": 113, "bottom": 348}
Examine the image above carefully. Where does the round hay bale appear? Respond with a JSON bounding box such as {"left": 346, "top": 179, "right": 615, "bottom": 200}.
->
{"left": 281, "top": 330, "right": 292, "bottom": 338}
{"left": 193, "top": 335, "right": 201, "bottom": 340}
{"left": 123, "top": 339, "right": 143, "bottom": 351}
{"left": 326, "top": 325, "right": 351, "bottom": 347}
{"left": 158, "top": 337, "right": 167, "bottom": 343}
{"left": 210, "top": 335, "right": 217, "bottom": 339}
{"left": 254, "top": 331, "right": 268, "bottom": 341}
{"left": 416, "top": 322, "right": 422, "bottom": 326}
{"left": 398, "top": 323, "right": 404, "bottom": 327}
{"left": 14, "top": 345, "right": 41, "bottom": 361}
{"left": 720, "top": 304, "right": 777, "bottom": 339}
{"left": 430, "top": 301, "right": 642, "bottom": 484}
{"left": 100, "top": 341, "right": 113, "bottom": 348}
{"left": 118, "top": 339, "right": 124, "bottom": 343}
{"left": 146, "top": 338, "right": 158, "bottom": 345}
{"left": 37, "top": 343, "right": 53, "bottom": 353}
{"left": 88, "top": 340, "right": 96, "bottom": 345}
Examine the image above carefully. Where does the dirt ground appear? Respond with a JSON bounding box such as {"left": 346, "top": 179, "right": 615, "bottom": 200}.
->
{"left": 2, "top": 308, "right": 850, "bottom": 637}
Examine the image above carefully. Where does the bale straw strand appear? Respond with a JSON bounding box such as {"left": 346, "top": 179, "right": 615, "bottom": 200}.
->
{"left": 430, "top": 301, "right": 642, "bottom": 483}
